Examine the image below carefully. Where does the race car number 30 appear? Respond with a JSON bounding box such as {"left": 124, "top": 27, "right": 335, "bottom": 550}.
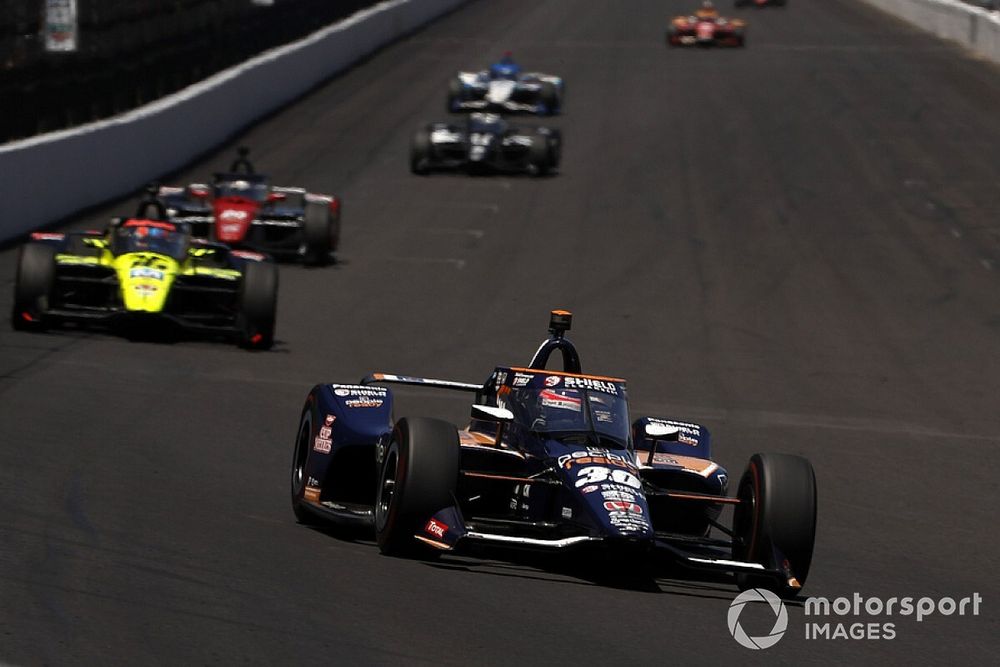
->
{"left": 574, "top": 466, "right": 641, "bottom": 489}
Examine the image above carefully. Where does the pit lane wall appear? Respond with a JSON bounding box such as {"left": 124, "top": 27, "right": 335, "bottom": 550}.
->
{"left": 859, "top": 0, "right": 1000, "bottom": 58}
{"left": 0, "top": 0, "right": 468, "bottom": 242}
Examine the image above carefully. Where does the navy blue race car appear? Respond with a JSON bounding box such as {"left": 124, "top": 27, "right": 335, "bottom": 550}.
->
{"left": 290, "top": 311, "right": 817, "bottom": 597}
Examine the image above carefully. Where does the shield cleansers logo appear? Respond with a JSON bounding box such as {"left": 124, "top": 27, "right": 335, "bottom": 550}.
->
{"left": 728, "top": 588, "right": 788, "bottom": 650}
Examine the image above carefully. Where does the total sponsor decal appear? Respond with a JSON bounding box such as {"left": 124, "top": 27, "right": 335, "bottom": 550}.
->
{"left": 544, "top": 375, "right": 561, "bottom": 387}
{"left": 324, "top": 414, "right": 336, "bottom": 427}
{"left": 313, "top": 434, "right": 332, "bottom": 454}
{"left": 559, "top": 449, "right": 636, "bottom": 471}
{"left": 580, "top": 484, "right": 599, "bottom": 494}
{"left": 563, "top": 376, "right": 618, "bottom": 395}
{"left": 425, "top": 518, "right": 448, "bottom": 539}
{"left": 132, "top": 284, "right": 159, "bottom": 294}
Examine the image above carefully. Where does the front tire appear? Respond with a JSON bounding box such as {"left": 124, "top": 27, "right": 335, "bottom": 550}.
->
{"left": 291, "top": 406, "right": 321, "bottom": 525}
{"left": 375, "top": 417, "right": 459, "bottom": 556}
{"left": 732, "top": 453, "right": 817, "bottom": 598}
{"left": 410, "top": 130, "right": 432, "bottom": 175}
{"left": 529, "top": 132, "right": 558, "bottom": 176}
{"left": 11, "top": 243, "right": 56, "bottom": 331}
{"left": 237, "top": 260, "right": 277, "bottom": 350}
{"left": 302, "top": 201, "right": 333, "bottom": 266}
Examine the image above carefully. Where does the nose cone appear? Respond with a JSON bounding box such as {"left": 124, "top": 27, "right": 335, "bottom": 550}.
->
{"left": 486, "top": 79, "right": 516, "bottom": 104}
{"left": 116, "top": 255, "right": 176, "bottom": 312}
{"left": 214, "top": 197, "right": 257, "bottom": 243}
{"left": 559, "top": 450, "right": 655, "bottom": 540}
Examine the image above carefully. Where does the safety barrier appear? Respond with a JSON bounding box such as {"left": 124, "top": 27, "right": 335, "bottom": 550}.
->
{"left": 860, "top": 0, "right": 1000, "bottom": 57}
{"left": 0, "top": 0, "right": 468, "bottom": 242}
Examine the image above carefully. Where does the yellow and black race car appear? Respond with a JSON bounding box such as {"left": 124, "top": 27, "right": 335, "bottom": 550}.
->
{"left": 11, "top": 214, "right": 278, "bottom": 349}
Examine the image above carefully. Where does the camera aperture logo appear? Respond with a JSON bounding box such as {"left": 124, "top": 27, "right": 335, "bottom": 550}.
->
{"left": 728, "top": 588, "right": 788, "bottom": 650}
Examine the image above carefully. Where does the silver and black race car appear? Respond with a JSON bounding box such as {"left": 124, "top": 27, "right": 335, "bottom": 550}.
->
{"left": 447, "top": 54, "right": 564, "bottom": 115}
{"left": 410, "top": 113, "right": 561, "bottom": 176}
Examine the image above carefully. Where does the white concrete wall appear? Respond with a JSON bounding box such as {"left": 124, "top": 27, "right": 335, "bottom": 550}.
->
{"left": 860, "top": 0, "right": 1000, "bottom": 57}
{"left": 0, "top": 0, "right": 468, "bottom": 241}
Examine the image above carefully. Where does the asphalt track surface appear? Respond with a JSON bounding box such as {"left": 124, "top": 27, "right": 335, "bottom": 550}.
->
{"left": 2, "top": 0, "right": 1000, "bottom": 663}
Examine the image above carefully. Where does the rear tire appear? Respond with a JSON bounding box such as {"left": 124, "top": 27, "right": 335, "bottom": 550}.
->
{"left": 237, "top": 260, "right": 277, "bottom": 350}
{"left": 11, "top": 243, "right": 56, "bottom": 331}
{"left": 375, "top": 417, "right": 459, "bottom": 556}
{"left": 302, "top": 201, "right": 333, "bottom": 266}
{"left": 529, "top": 133, "right": 557, "bottom": 176}
{"left": 411, "top": 130, "right": 432, "bottom": 175}
{"left": 732, "top": 453, "right": 817, "bottom": 598}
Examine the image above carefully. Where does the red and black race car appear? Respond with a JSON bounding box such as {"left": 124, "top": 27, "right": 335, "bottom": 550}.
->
{"left": 667, "top": 2, "right": 747, "bottom": 47}
{"left": 158, "top": 148, "right": 341, "bottom": 265}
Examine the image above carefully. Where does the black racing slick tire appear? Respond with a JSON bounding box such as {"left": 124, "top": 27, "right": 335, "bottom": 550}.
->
{"left": 734, "top": 29, "right": 746, "bottom": 48}
{"left": 375, "top": 417, "right": 460, "bottom": 556}
{"left": 237, "top": 260, "right": 277, "bottom": 350}
{"left": 732, "top": 453, "right": 817, "bottom": 598}
{"left": 302, "top": 201, "right": 333, "bottom": 266}
{"left": 11, "top": 243, "right": 56, "bottom": 331}
{"left": 529, "top": 132, "right": 558, "bottom": 176}
{"left": 290, "top": 405, "right": 322, "bottom": 525}
{"left": 538, "top": 81, "right": 560, "bottom": 115}
{"left": 410, "top": 130, "right": 432, "bottom": 175}
{"left": 447, "top": 78, "right": 463, "bottom": 113}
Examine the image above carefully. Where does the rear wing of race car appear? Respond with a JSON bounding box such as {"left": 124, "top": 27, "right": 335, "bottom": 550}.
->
{"left": 361, "top": 372, "right": 481, "bottom": 393}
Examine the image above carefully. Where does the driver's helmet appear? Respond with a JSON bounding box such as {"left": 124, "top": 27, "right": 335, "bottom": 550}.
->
{"left": 696, "top": 1, "right": 719, "bottom": 18}
{"left": 230, "top": 179, "right": 251, "bottom": 192}
{"left": 131, "top": 225, "right": 167, "bottom": 251}
{"left": 489, "top": 52, "right": 521, "bottom": 80}
{"left": 533, "top": 388, "right": 584, "bottom": 430}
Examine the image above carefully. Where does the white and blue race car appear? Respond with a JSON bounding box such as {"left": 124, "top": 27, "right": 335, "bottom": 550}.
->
{"left": 447, "top": 53, "right": 564, "bottom": 116}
